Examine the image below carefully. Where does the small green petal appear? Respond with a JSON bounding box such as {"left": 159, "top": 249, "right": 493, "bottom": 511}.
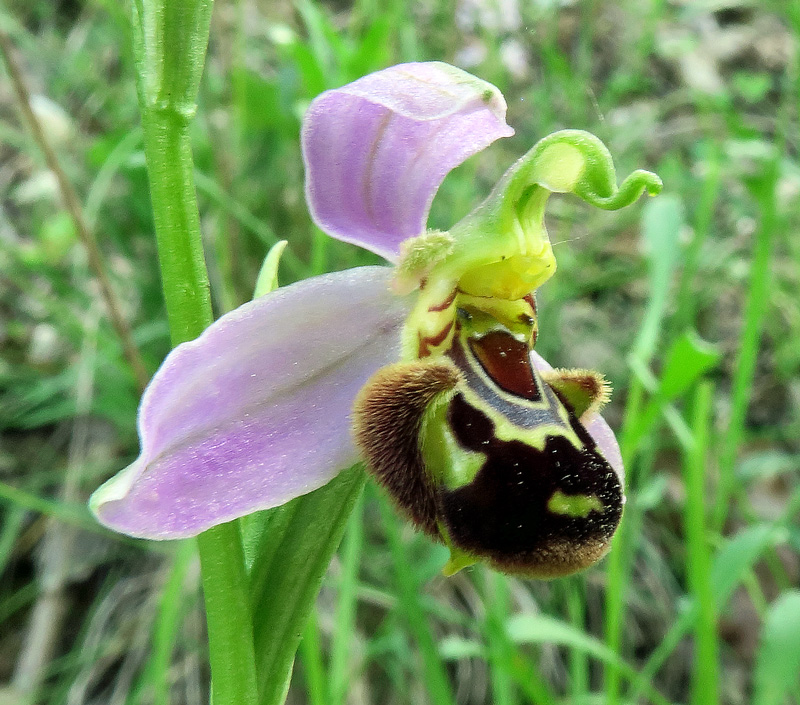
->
{"left": 254, "top": 240, "right": 288, "bottom": 298}
{"left": 442, "top": 545, "right": 478, "bottom": 576}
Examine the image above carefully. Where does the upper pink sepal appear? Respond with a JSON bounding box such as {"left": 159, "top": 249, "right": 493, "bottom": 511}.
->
{"left": 302, "top": 62, "right": 514, "bottom": 263}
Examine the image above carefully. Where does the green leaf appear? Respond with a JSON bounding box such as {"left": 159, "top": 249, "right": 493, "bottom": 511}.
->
{"left": 658, "top": 330, "right": 721, "bottom": 401}
{"left": 508, "top": 613, "right": 619, "bottom": 661}
{"left": 711, "top": 524, "right": 786, "bottom": 605}
{"left": 346, "top": 16, "right": 393, "bottom": 78}
{"left": 295, "top": 0, "right": 341, "bottom": 86}
{"left": 379, "top": 496, "right": 456, "bottom": 705}
{"left": 506, "top": 614, "right": 671, "bottom": 705}
{"left": 753, "top": 591, "right": 800, "bottom": 705}
{"left": 247, "top": 466, "right": 366, "bottom": 705}
{"left": 634, "top": 523, "right": 787, "bottom": 698}
{"left": 732, "top": 71, "right": 772, "bottom": 104}
{"left": 234, "top": 68, "right": 298, "bottom": 137}
{"left": 625, "top": 330, "right": 720, "bottom": 452}
{"left": 738, "top": 451, "right": 799, "bottom": 482}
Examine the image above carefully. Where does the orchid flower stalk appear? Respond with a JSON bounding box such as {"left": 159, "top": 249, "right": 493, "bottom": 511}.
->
{"left": 94, "top": 64, "right": 661, "bottom": 579}
{"left": 128, "top": 2, "right": 258, "bottom": 704}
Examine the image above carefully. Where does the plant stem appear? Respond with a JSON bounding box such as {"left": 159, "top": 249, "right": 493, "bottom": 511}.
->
{"left": 140, "top": 108, "right": 213, "bottom": 344}
{"left": 198, "top": 523, "right": 259, "bottom": 705}
{"left": 133, "top": 1, "right": 260, "bottom": 702}
{"left": 141, "top": 94, "right": 260, "bottom": 705}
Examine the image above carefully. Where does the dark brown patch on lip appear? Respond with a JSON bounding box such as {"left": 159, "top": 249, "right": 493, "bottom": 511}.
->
{"left": 440, "top": 393, "right": 623, "bottom": 577}
{"left": 353, "top": 361, "right": 460, "bottom": 536}
{"left": 469, "top": 331, "right": 542, "bottom": 401}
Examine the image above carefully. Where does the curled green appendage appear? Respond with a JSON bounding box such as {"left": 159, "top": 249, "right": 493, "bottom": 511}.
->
{"left": 577, "top": 167, "right": 663, "bottom": 210}
{"left": 500, "top": 129, "right": 662, "bottom": 212}
{"left": 404, "top": 129, "right": 660, "bottom": 308}
{"left": 396, "top": 128, "right": 662, "bottom": 361}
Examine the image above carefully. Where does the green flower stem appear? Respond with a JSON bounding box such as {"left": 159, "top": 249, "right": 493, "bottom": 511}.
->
{"left": 142, "top": 94, "right": 260, "bottom": 703}
{"left": 197, "top": 523, "right": 259, "bottom": 705}
{"left": 141, "top": 109, "right": 213, "bottom": 343}
{"left": 134, "top": 2, "right": 259, "bottom": 704}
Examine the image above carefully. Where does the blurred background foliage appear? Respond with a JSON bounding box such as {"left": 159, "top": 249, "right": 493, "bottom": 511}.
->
{"left": 0, "top": 0, "right": 799, "bottom": 704}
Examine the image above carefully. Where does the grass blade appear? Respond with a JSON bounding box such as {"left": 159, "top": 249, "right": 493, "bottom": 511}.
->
{"left": 753, "top": 590, "right": 800, "bottom": 705}
{"left": 379, "top": 496, "right": 455, "bottom": 705}
{"left": 683, "top": 382, "right": 718, "bottom": 705}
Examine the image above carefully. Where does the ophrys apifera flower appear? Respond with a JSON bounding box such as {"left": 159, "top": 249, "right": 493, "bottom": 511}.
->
{"left": 91, "top": 63, "right": 661, "bottom": 577}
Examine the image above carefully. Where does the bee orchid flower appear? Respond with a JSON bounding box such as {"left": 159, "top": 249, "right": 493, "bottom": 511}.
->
{"left": 92, "top": 62, "right": 661, "bottom": 576}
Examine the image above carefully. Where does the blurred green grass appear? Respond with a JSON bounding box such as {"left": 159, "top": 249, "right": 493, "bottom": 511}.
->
{"left": 0, "top": 0, "right": 799, "bottom": 704}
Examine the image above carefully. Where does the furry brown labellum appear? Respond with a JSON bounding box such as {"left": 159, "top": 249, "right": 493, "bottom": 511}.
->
{"left": 353, "top": 361, "right": 460, "bottom": 535}
{"left": 353, "top": 314, "right": 623, "bottom": 578}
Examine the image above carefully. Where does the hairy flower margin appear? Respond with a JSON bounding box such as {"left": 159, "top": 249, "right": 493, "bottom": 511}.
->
{"left": 91, "top": 63, "right": 661, "bottom": 571}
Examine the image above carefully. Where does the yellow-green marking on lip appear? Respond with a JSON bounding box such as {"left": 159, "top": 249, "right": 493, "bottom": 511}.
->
{"left": 547, "top": 490, "right": 604, "bottom": 518}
